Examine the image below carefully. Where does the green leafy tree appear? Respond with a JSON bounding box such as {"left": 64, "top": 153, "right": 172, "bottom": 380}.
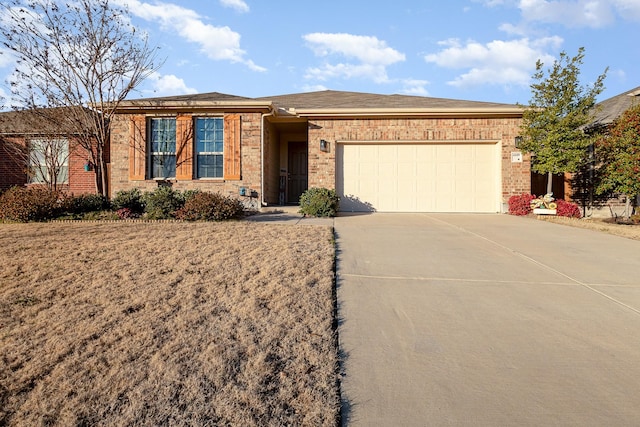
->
{"left": 518, "top": 48, "right": 607, "bottom": 195}
{"left": 595, "top": 103, "right": 640, "bottom": 219}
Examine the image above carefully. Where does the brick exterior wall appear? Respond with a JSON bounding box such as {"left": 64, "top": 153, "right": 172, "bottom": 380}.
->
{"left": 0, "top": 136, "right": 98, "bottom": 194}
{"left": 67, "top": 145, "right": 99, "bottom": 194}
{"left": 306, "top": 116, "right": 529, "bottom": 209}
{"left": 0, "top": 137, "right": 27, "bottom": 192}
{"left": 109, "top": 112, "right": 265, "bottom": 205}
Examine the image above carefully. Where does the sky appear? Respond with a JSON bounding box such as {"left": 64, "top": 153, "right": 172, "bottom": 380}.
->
{"left": 2, "top": 0, "right": 640, "bottom": 105}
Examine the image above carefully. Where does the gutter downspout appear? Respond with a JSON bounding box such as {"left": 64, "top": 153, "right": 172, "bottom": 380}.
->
{"left": 260, "top": 109, "right": 275, "bottom": 207}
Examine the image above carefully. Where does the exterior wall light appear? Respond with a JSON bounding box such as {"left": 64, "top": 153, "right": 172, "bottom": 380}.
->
{"left": 515, "top": 136, "right": 523, "bottom": 149}
{"left": 319, "top": 139, "right": 329, "bottom": 152}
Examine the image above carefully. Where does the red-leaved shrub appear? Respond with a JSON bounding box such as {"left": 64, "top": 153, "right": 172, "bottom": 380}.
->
{"left": 116, "top": 207, "right": 136, "bottom": 219}
{"left": 175, "top": 192, "right": 244, "bottom": 221}
{"left": 555, "top": 199, "right": 581, "bottom": 218}
{"left": 508, "top": 193, "right": 536, "bottom": 216}
{"left": 0, "top": 186, "right": 63, "bottom": 222}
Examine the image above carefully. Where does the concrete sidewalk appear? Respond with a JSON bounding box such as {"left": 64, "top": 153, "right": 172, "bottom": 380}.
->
{"left": 335, "top": 213, "right": 640, "bottom": 426}
{"left": 244, "top": 206, "right": 334, "bottom": 226}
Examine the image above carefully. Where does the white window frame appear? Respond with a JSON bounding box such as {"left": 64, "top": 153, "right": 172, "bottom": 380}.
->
{"left": 148, "top": 117, "right": 177, "bottom": 179}
{"left": 195, "top": 117, "right": 224, "bottom": 179}
{"left": 29, "top": 138, "right": 69, "bottom": 185}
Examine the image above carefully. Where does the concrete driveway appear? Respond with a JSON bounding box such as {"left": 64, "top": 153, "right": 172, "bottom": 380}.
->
{"left": 335, "top": 213, "right": 640, "bottom": 426}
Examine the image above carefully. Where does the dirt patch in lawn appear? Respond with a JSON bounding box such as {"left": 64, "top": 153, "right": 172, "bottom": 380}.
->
{"left": 537, "top": 215, "right": 640, "bottom": 241}
{"left": 0, "top": 221, "right": 338, "bottom": 426}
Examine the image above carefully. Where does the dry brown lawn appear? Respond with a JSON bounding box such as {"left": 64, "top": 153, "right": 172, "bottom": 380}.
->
{"left": 0, "top": 221, "right": 338, "bottom": 426}
{"left": 538, "top": 215, "right": 640, "bottom": 241}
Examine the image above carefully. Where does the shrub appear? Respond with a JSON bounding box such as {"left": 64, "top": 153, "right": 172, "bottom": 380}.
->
{"left": 175, "top": 192, "right": 244, "bottom": 221}
{"left": 142, "top": 186, "right": 185, "bottom": 219}
{"left": 508, "top": 193, "right": 536, "bottom": 216}
{"left": 116, "top": 208, "right": 135, "bottom": 219}
{"left": 69, "top": 193, "right": 108, "bottom": 214}
{"left": 556, "top": 199, "right": 582, "bottom": 218}
{"left": 299, "top": 187, "right": 340, "bottom": 217}
{"left": 111, "top": 188, "right": 144, "bottom": 214}
{"left": 0, "top": 186, "right": 63, "bottom": 222}
{"left": 181, "top": 189, "right": 201, "bottom": 203}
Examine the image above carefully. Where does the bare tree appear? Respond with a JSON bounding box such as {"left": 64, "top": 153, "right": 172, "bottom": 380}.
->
{"left": 0, "top": 0, "right": 162, "bottom": 196}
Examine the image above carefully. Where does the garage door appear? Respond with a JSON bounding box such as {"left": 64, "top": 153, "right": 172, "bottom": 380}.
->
{"left": 337, "top": 143, "right": 500, "bottom": 212}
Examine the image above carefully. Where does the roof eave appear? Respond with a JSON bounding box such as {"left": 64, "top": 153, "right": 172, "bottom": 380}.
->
{"left": 295, "top": 107, "right": 524, "bottom": 118}
{"left": 110, "top": 100, "right": 274, "bottom": 113}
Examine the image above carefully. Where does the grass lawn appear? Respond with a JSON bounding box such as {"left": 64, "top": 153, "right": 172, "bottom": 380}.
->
{"left": 538, "top": 215, "right": 640, "bottom": 241}
{"left": 0, "top": 221, "right": 338, "bottom": 426}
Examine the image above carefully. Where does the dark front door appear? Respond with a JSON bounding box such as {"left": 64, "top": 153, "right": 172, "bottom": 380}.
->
{"left": 288, "top": 141, "right": 308, "bottom": 203}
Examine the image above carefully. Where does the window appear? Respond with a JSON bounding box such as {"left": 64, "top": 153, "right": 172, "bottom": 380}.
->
{"left": 195, "top": 117, "right": 224, "bottom": 178}
{"left": 149, "top": 118, "right": 176, "bottom": 179}
{"left": 29, "top": 138, "right": 69, "bottom": 185}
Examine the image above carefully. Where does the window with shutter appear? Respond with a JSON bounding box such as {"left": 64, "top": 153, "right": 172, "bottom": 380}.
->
{"left": 223, "top": 114, "right": 241, "bottom": 180}
{"left": 176, "top": 114, "right": 193, "bottom": 180}
{"left": 129, "top": 115, "right": 146, "bottom": 180}
{"left": 195, "top": 117, "right": 224, "bottom": 178}
{"left": 149, "top": 118, "right": 176, "bottom": 179}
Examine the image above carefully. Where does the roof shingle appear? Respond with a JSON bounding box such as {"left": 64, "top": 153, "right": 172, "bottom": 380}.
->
{"left": 590, "top": 86, "right": 640, "bottom": 128}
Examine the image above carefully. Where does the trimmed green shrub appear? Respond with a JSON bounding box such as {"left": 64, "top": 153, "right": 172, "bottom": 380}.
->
{"left": 111, "top": 188, "right": 144, "bottom": 214}
{"left": 175, "top": 192, "right": 244, "bottom": 221}
{"left": 299, "top": 187, "right": 339, "bottom": 217}
{"left": 0, "top": 186, "right": 62, "bottom": 222}
{"left": 69, "top": 193, "right": 108, "bottom": 214}
{"left": 142, "top": 186, "right": 185, "bottom": 219}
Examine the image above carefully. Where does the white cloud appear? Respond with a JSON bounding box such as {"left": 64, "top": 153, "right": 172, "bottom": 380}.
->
{"left": 302, "top": 84, "right": 329, "bottom": 92}
{"left": 304, "top": 33, "right": 405, "bottom": 66}
{"left": 482, "top": 0, "right": 640, "bottom": 27}
{"left": 0, "top": 48, "right": 16, "bottom": 68}
{"left": 119, "top": 0, "right": 265, "bottom": 71}
{"left": 305, "top": 63, "right": 393, "bottom": 84}
{"left": 425, "top": 37, "right": 563, "bottom": 88}
{"left": 400, "top": 79, "right": 430, "bottom": 96}
{"left": 498, "top": 22, "right": 530, "bottom": 36}
{"left": 519, "top": 0, "right": 615, "bottom": 27}
{"left": 219, "top": 0, "right": 249, "bottom": 13}
{"left": 145, "top": 72, "right": 198, "bottom": 96}
{"left": 303, "top": 33, "right": 405, "bottom": 84}
{"left": 612, "top": 0, "right": 640, "bottom": 20}
{"left": 612, "top": 68, "right": 627, "bottom": 82}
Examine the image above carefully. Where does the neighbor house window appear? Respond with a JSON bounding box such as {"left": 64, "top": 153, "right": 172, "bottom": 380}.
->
{"left": 29, "top": 138, "right": 69, "bottom": 185}
{"left": 149, "top": 118, "right": 176, "bottom": 179}
{"left": 195, "top": 117, "right": 223, "bottom": 178}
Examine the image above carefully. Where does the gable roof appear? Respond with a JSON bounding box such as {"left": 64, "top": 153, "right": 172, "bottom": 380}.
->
{"left": 115, "top": 91, "right": 272, "bottom": 112}
{"left": 255, "top": 90, "right": 517, "bottom": 110}
{"left": 124, "top": 91, "right": 253, "bottom": 103}
{"left": 589, "top": 86, "right": 640, "bottom": 129}
{"left": 115, "top": 89, "right": 523, "bottom": 118}
{"left": 0, "top": 107, "right": 98, "bottom": 135}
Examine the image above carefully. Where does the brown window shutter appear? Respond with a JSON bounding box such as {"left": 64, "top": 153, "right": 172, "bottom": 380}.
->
{"left": 176, "top": 114, "right": 193, "bottom": 180}
{"left": 129, "top": 115, "right": 146, "bottom": 180}
{"left": 223, "top": 114, "right": 241, "bottom": 180}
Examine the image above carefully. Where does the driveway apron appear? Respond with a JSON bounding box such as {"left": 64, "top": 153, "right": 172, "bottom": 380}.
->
{"left": 335, "top": 213, "right": 640, "bottom": 426}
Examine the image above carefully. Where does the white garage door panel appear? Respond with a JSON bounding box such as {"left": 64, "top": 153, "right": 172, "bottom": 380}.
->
{"left": 337, "top": 143, "right": 499, "bottom": 213}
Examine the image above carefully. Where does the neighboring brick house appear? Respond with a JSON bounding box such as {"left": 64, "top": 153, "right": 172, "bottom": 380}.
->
{"left": 0, "top": 109, "right": 102, "bottom": 195}
{"left": 110, "top": 90, "right": 528, "bottom": 213}
{"left": 583, "top": 85, "right": 640, "bottom": 216}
